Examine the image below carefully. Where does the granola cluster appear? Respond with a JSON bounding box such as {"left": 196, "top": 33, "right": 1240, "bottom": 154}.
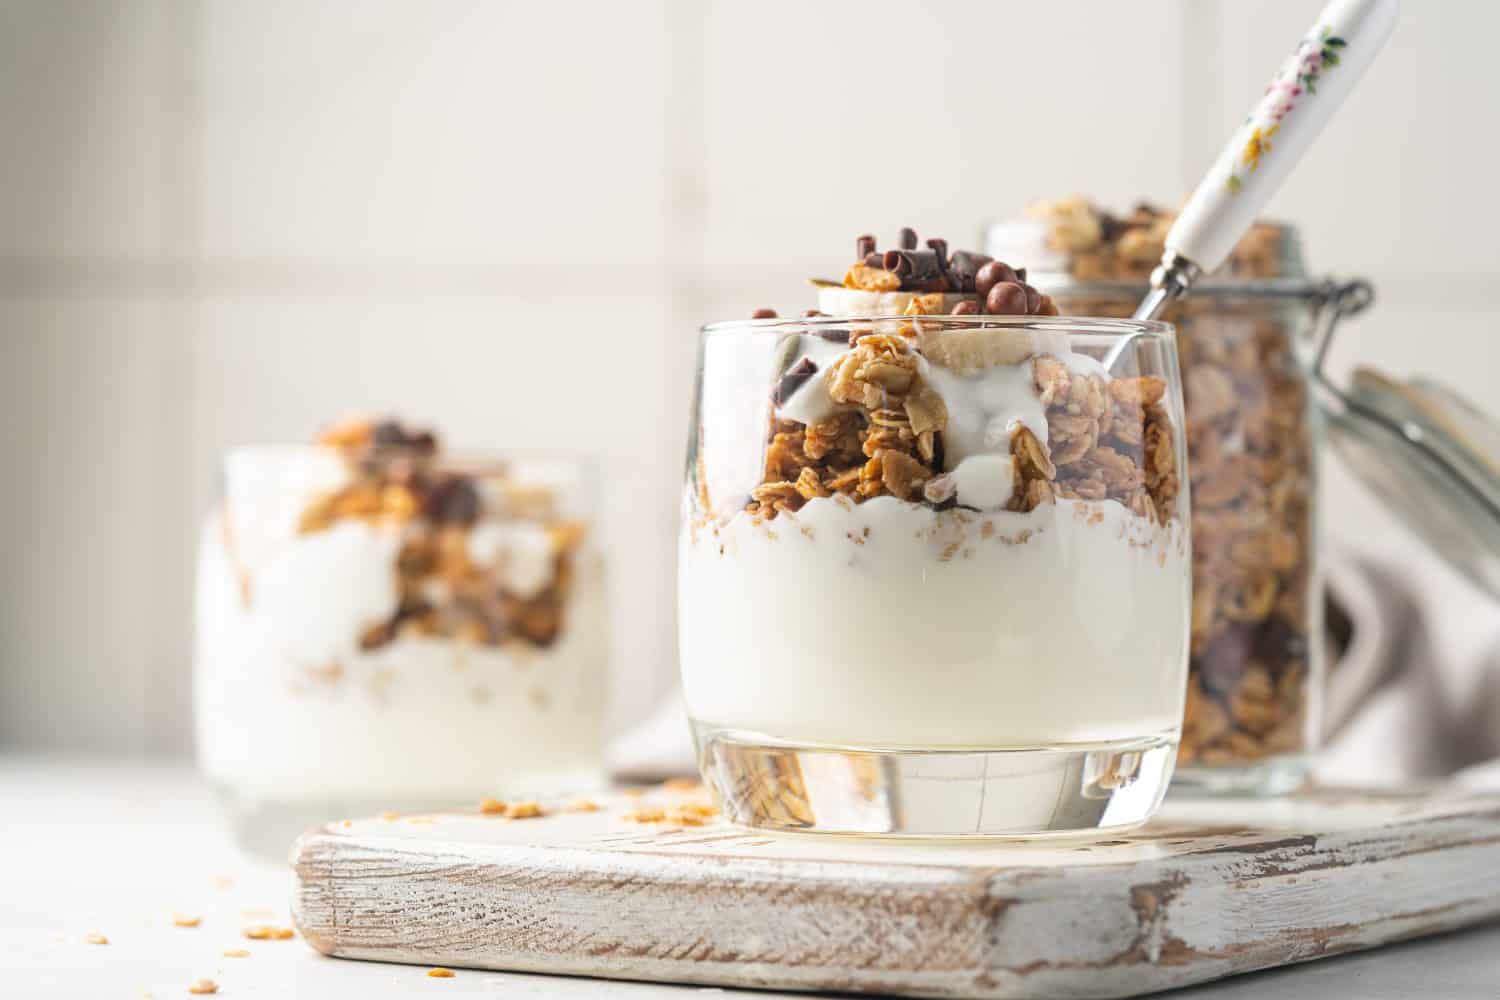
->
{"left": 1026, "top": 197, "right": 1286, "bottom": 280}
{"left": 299, "top": 418, "right": 587, "bottom": 651}
{"left": 747, "top": 335, "right": 1178, "bottom": 526}
{"left": 1009, "top": 358, "right": 1179, "bottom": 524}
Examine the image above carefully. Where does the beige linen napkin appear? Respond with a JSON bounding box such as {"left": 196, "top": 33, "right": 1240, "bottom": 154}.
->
{"left": 1319, "top": 534, "right": 1500, "bottom": 788}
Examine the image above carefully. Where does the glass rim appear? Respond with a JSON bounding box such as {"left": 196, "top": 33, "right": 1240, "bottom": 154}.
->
{"left": 220, "top": 442, "right": 602, "bottom": 469}
{"left": 700, "top": 313, "right": 1175, "bottom": 339}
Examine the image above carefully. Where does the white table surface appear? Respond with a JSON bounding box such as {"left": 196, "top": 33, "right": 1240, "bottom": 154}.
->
{"left": 4, "top": 754, "right": 1497, "bottom": 1000}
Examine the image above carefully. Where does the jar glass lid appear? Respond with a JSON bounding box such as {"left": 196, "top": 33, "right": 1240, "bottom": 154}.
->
{"left": 1324, "top": 369, "right": 1500, "bottom": 598}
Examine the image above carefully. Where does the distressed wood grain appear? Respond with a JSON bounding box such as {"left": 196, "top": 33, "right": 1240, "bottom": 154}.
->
{"left": 291, "top": 786, "right": 1500, "bottom": 999}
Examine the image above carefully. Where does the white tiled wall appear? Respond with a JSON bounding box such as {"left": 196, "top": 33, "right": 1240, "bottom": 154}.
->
{"left": 3, "top": 0, "right": 1498, "bottom": 752}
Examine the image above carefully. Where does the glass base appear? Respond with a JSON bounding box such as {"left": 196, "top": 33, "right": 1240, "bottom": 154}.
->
{"left": 214, "top": 767, "right": 608, "bottom": 862}
{"left": 692, "top": 722, "right": 1177, "bottom": 837}
{"left": 1169, "top": 754, "right": 1311, "bottom": 797}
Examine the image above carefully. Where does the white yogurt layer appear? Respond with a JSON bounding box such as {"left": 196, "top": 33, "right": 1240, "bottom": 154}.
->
{"left": 195, "top": 518, "right": 607, "bottom": 799}
{"left": 679, "top": 496, "right": 1188, "bottom": 748}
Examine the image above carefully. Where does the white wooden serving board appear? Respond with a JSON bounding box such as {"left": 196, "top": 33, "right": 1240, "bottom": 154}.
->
{"left": 292, "top": 785, "right": 1500, "bottom": 999}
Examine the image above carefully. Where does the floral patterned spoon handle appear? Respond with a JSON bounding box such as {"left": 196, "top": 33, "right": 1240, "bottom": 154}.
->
{"left": 1129, "top": 0, "right": 1400, "bottom": 330}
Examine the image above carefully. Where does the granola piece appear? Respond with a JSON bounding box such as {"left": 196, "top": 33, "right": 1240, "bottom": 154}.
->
{"left": 828, "top": 335, "right": 920, "bottom": 409}
{"left": 803, "top": 412, "right": 861, "bottom": 463}
{"left": 878, "top": 450, "right": 931, "bottom": 500}
{"left": 1048, "top": 411, "right": 1100, "bottom": 466}
{"left": 763, "top": 428, "right": 809, "bottom": 483}
{"left": 1186, "top": 364, "right": 1238, "bottom": 423}
{"left": 1029, "top": 196, "right": 1104, "bottom": 253}
{"left": 794, "top": 467, "right": 829, "bottom": 501}
{"left": 843, "top": 263, "right": 902, "bottom": 292}
{"left": 750, "top": 481, "right": 804, "bottom": 511}
{"left": 1011, "top": 425, "right": 1055, "bottom": 482}
{"left": 189, "top": 978, "right": 220, "bottom": 995}
{"left": 316, "top": 415, "right": 374, "bottom": 450}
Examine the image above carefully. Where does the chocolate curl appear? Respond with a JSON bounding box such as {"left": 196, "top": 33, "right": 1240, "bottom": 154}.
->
{"left": 898, "top": 226, "right": 918, "bottom": 250}
{"left": 863, "top": 252, "right": 887, "bottom": 269}
{"left": 925, "top": 237, "right": 949, "bottom": 270}
{"left": 882, "top": 249, "right": 946, "bottom": 288}
{"left": 856, "top": 234, "right": 877, "bottom": 260}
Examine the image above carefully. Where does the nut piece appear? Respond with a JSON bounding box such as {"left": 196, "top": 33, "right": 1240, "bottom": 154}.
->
{"left": 242, "top": 925, "right": 295, "bottom": 941}
{"left": 503, "top": 800, "right": 544, "bottom": 820}
{"left": 427, "top": 968, "right": 456, "bottom": 979}
{"left": 188, "top": 979, "right": 219, "bottom": 995}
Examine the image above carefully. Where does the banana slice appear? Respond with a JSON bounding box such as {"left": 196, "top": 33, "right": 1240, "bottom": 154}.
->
{"left": 916, "top": 327, "right": 1072, "bottom": 372}
{"left": 816, "top": 286, "right": 975, "bottom": 318}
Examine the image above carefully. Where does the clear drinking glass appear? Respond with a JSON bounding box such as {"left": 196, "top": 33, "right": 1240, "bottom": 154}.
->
{"left": 195, "top": 424, "right": 608, "bottom": 857}
{"left": 680, "top": 315, "right": 1191, "bottom": 836}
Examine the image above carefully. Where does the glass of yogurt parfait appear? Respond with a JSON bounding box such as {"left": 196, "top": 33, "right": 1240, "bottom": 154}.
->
{"left": 195, "top": 419, "right": 607, "bottom": 855}
{"left": 679, "top": 231, "right": 1191, "bottom": 836}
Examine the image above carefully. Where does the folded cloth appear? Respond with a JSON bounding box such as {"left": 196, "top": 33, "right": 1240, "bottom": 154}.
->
{"left": 610, "top": 532, "right": 1500, "bottom": 788}
{"left": 1319, "top": 533, "right": 1500, "bottom": 789}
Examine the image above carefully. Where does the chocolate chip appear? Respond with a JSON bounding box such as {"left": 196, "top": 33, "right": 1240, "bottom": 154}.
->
{"left": 772, "top": 357, "right": 818, "bottom": 405}
{"left": 856, "top": 234, "right": 877, "bottom": 259}
{"left": 750, "top": 307, "right": 778, "bottom": 319}
{"left": 425, "top": 475, "right": 480, "bottom": 525}
{"left": 372, "top": 420, "right": 408, "bottom": 448}
{"left": 1252, "top": 618, "right": 1307, "bottom": 674}
{"left": 898, "top": 226, "right": 918, "bottom": 250}
{"left": 985, "top": 281, "right": 1029, "bottom": 315}
{"left": 950, "top": 299, "right": 980, "bottom": 315}
{"left": 1197, "top": 624, "right": 1254, "bottom": 695}
{"left": 975, "top": 261, "right": 1018, "bottom": 298}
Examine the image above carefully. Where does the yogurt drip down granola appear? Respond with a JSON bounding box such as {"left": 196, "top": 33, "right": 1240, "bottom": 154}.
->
{"left": 195, "top": 420, "right": 606, "bottom": 806}
{"left": 681, "top": 232, "right": 1191, "bottom": 750}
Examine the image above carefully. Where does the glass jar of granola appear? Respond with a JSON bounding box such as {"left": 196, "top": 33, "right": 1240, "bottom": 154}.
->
{"left": 988, "top": 198, "right": 1371, "bottom": 795}
{"left": 194, "top": 419, "right": 607, "bottom": 855}
{"left": 682, "top": 284, "right": 1191, "bottom": 835}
